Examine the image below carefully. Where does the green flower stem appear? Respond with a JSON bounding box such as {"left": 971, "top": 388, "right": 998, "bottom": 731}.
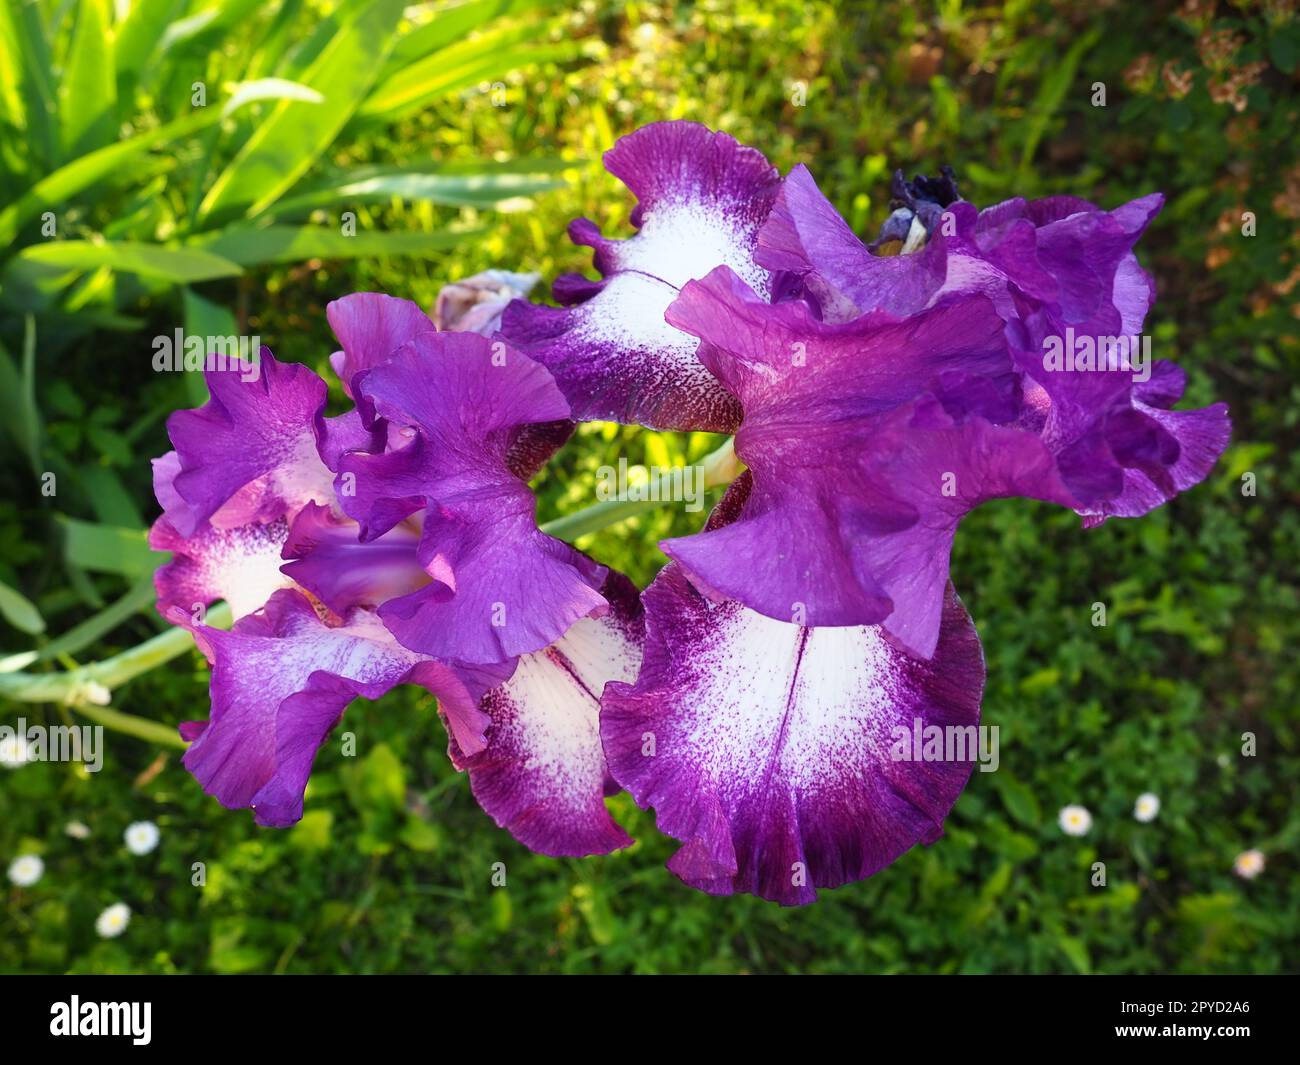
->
{"left": 0, "top": 439, "right": 744, "bottom": 744}
{"left": 65, "top": 702, "right": 190, "bottom": 750}
{"left": 540, "top": 437, "right": 743, "bottom": 541}
{"left": 0, "top": 602, "right": 232, "bottom": 718}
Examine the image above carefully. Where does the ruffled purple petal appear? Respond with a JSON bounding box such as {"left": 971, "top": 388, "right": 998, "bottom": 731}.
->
{"left": 163, "top": 349, "right": 334, "bottom": 537}
{"left": 448, "top": 571, "right": 642, "bottom": 857}
{"left": 178, "top": 590, "right": 505, "bottom": 827}
{"left": 336, "top": 331, "right": 607, "bottom": 664}
{"left": 661, "top": 266, "right": 1016, "bottom": 642}
{"left": 500, "top": 121, "right": 782, "bottom": 430}
{"left": 326, "top": 292, "right": 435, "bottom": 399}
{"left": 840, "top": 399, "right": 1076, "bottom": 656}
{"left": 601, "top": 561, "right": 985, "bottom": 905}
{"left": 1077, "top": 390, "right": 1231, "bottom": 522}
{"left": 759, "top": 171, "right": 1227, "bottom": 514}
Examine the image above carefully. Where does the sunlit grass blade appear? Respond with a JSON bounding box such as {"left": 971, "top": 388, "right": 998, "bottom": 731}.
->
{"left": 18, "top": 241, "right": 244, "bottom": 282}
{"left": 193, "top": 224, "right": 477, "bottom": 266}
{"left": 268, "top": 167, "right": 567, "bottom": 215}
{"left": 197, "top": 0, "right": 407, "bottom": 221}
{"left": 0, "top": 108, "right": 220, "bottom": 246}
{"left": 58, "top": 0, "right": 116, "bottom": 158}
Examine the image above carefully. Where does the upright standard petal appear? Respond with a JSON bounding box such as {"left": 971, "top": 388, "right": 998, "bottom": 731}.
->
{"left": 448, "top": 571, "right": 643, "bottom": 857}
{"left": 178, "top": 590, "right": 505, "bottom": 827}
{"left": 758, "top": 167, "right": 1228, "bottom": 516}
{"left": 327, "top": 292, "right": 436, "bottom": 399}
{"left": 661, "top": 266, "right": 1020, "bottom": 651}
{"left": 602, "top": 559, "right": 985, "bottom": 905}
{"left": 500, "top": 121, "right": 782, "bottom": 430}
{"left": 336, "top": 331, "right": 607, "bottom": 665}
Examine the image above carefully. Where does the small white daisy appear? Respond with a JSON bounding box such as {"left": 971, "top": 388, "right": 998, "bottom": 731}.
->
{"left": 65, "top": 821, "right": 91, "bottom": 840}
{"left": 0, "top": 733, "right": 33, "bottom": 769}
{"left": 1133, "top": 793, "right": 1160, "bottom": 823}
{"left": 1058, "top": 804, "right": 1092, "bottom": 836}
{"left": 95, "top": 902, "right": 131, "bottom": 938}
{"left": 7, "top": 854, "right": 44, "bottom": 886}
{"left": 1233, "top": 849, "right": 1265, "bottom": 880}
{"left": 124, "top": 821, "right": 160, "bottom": 856}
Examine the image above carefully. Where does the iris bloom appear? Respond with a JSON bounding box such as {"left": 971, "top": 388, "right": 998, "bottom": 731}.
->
{"left": 151, "top": 121, "right": 1228, "bottom": 903}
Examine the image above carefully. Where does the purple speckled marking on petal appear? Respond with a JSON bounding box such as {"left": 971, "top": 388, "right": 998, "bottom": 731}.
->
{"left": 150, "top": 514, "right": 294, "bottom": 622}
{"left": 500, "top": 121, "right": 782, "bottom": 430}
{"left": 601, "top": 565, "right": 985, "bottom": 905}
{"left": 449, "top": 571, "right": 643, "bottom": 857}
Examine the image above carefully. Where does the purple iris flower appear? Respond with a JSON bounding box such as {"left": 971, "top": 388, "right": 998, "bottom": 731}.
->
{"left": 655, "top": 165, "right": 1230, "bottom": 658}
{"left": 149, "top": 121, "right": 1228, "bottom": 903}
{"left": 150, "top": 297, "right": 638, "bottom": 855}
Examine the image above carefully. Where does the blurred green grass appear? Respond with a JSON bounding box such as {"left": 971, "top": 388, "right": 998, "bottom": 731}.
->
{"left": 2, "top": 0, "right": 1297, "bottom": 973}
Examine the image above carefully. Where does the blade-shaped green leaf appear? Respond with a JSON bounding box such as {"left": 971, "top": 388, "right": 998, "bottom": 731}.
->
{"left": 0, "top": 579, "right": 45, "bottom": 635}
{"left": 361, "top": 27, "right": 587, "bottom": 119}
{"left": 193, "top": 224, "right": 477, "bottom": 266}
{"left": 270, "top": 167, "right": 566, "bottom": 214}
{"left": 61, "top": 518, "right": 155, "bottom": 577}
{"left": 181, "top": 285, "right": 239, "bottom": 404}
{"left": 198, "top": 0, "right": 408, "bottom": 221}
{"left": 82, "top": 465, "right": 145, "bottom": 528}
{"left": 10, "top": 0, "right": 57, "bottom": 165}
{"left": 0, "top": 0, "right": 28, "bottom": 136}
{"left": 115, "top": 0, "right": 183, "bottom": 93}
{"left": 59, "top": 0, "right": 117, "bottom": 158}
{"left": 381, "top": 0, "right": 555, "bottom": 75}
{"left": 0, "top": 329, "right": 42, "bottom": 474}
{"left": 18, "top": 241, "right": 243, "bottom": 281}
{"left": 158, "top": 0, "right": 265, "bottom": 55}
{"left": 1017, "top": 28, "right": 1100, "bottom": 180}
{"left": 0, "top": 108, "right": 220, "bottom": 246}
{"left": 221, "top": 77, "right": 324, "bottom": 118}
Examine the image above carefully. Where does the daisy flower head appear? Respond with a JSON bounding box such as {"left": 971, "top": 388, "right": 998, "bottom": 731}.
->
{"left": 1233, "top": 849, "right": 1265, "bottom": 880}
{"left": 1133, "top": 793, "right": 1160, "bottom": 822}
{"left": 0, "top": 733, "right": 33, "bottom": 769}
{"left": 1058, "top": 804, "right": 1092, "bottom": 837}
{"left": 7, "top": 854, "right": 44, "bottom": 886}
{"left": 95, "top": 903, "right": 131, "bottom": 938}
{"left": 124, "top": 821, "right": 160, "bottom": 856}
